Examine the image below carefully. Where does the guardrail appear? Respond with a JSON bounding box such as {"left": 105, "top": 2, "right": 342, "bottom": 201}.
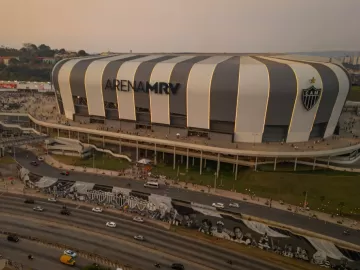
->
{"left": 0, "top": 231, "right": 137, "bottom": 270}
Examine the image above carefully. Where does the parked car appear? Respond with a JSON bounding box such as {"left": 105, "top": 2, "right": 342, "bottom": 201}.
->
{"left": 48, "top": 198, "right": 57, "bottom": 202}
{"left": 24, "top": 198, "right": 35, "bottom": 204}
{"left": 92, "top": 207, "right": 103, "bottom": 213}
{"left": 60, "top": 171, "right": 70, "bottom": 176}
{"left": 30, "top": 161, "right": 39, "bottom": 166}
{"left": 33, "top": 206, "right": 44, "bottom": 212}
{"left": 7, "top": 234, "right": 19, "bottom": 242}
{"left": 37, "top": 156, "right": 44, "bottom": 161}
{"left": 106, "top": 222, "right": 116, "bottom": 228}
{"left": 133, "top": 216, "right": 144, "bottom": 223}
{"left": 212, "top": 202, "right": 225, "bottom": 209}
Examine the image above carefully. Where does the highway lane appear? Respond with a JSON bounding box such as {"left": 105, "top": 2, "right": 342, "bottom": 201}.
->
{"left": 0, "top": 194, "right": 282, "bottom": 270}
{"left": 15, "top": 149, "right": 360, "bottom": 246}
{"left": 0, "top": 236, "right": 91, "bottom": 270}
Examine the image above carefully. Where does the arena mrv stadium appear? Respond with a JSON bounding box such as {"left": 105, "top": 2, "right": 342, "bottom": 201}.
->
{"left": 52, "top": 54, "right": 350, "bottom": 144}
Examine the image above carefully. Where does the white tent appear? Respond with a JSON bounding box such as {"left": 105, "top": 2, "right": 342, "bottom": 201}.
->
{"left": 137, "top": 158, "right": 152, "bottom": 165}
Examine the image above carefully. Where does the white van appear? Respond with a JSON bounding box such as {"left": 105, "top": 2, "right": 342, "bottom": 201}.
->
{"left": 143, "top": 181, "right": 159, "bottom": 189}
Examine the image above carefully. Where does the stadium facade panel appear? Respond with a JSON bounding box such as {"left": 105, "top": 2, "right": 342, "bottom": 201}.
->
{"left": 52, "top": 54, "right": 350, "bottom": 143}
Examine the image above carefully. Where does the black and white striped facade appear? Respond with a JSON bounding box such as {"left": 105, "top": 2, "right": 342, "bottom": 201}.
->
{"left": 52, "top": 54, "right": 350, "bottom": 143}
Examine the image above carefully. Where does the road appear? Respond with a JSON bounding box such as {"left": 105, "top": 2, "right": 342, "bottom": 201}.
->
{"left": 0, "top": 236, "right": 92, "bottom": 270}
{"left": 15, "top": 149, "right": 360, "bottom": 246}
{"left": 0, "top": 193, "right": 282, "bottom": 270}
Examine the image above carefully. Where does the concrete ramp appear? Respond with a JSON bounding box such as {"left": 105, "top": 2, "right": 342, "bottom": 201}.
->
{"left": 35, "top": 177, "right": 58, "bottom": 188}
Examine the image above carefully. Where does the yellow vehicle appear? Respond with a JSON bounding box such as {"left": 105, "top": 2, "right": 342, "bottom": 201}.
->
{"left": 60, "top": 254, "right": 75, "bottom": 266}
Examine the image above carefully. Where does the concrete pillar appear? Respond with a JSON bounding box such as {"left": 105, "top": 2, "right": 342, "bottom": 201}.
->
{"left": 154, "top": 144, "right": 157, "bottom": 165}
{"left": 235, "top": 156, "right": 238, "bottom": 181}
{"left": 181, "top": 155, "right": 184, "bottom": 164}
{"left": 136, "top": 141, "right": 139, "bottom": 161}
{"left": 87, "top": 133, "right": 90, "bottom": 144}
{"left": 119, "top": 139, "right": 122, "bottom": 154}
{"left": 192, "top": 156, "right": 195, "bottom": 167}
{"left": 204, "top": 159, "right": 207, "bottom": 168}
{"left": 274, "top": 157, "right": 277, "bottom": 171}
{"left": 68, "top": 130, "right": 70, "bottom": 139}
{"left": 186, "top": 149, "right": 189, "bottom": 170}
{"left": 47, "top": 127, "right": 49, "bottom": 135}
{"left": 254, "top": 157, "right": 258, "bottom": 171}
{"left": 162, "top": 151, "right": 165, "bottom": 161}
{"left": 313, "top": 158, "right": 316, "bottom": 170}
{"left": 39, "top": 126, "right": 42, "bottom": 133}
{"left": 216, "top": 153, "right": 220, "bottom": 177}
{"left": 294, "top": 157, "right": 297, "bottom": 171}
{"left": 233, "top": 163, "right": 235, "bottom": 173}
{"left": 57, "top": 129, "right": 60, "bottom": 137}
{"left": 102, "top": 136, "right": 105, "bottom": 148}
{"left": 173, "top": 146, "right": 176, "bottom": 170}
{"left": 327, "top": 156, "right": 331, "bottom": 167}
{"left": 199, "top": 151, "right": 203, "bottom": 175}
{"left": 77, "top": 132, "right": 79, "bottom": 140}
{"left": 145, "top": 149, "right": 148, "bottom": 158}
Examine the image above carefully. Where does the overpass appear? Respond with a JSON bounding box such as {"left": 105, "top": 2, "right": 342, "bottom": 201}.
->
{"left": 1, "top": 113, "right": 360, "bottom": 179}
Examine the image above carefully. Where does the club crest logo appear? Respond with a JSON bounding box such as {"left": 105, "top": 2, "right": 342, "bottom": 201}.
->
{"left": 302, "top": 85, "right": 321, "bottom": 111}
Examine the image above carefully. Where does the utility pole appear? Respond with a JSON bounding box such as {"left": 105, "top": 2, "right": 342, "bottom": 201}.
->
{"left": 214, "top": 172, "right": 217, "bottom": 192}
{"left": 303, "top": 191, "right": 308, "bottom": 209}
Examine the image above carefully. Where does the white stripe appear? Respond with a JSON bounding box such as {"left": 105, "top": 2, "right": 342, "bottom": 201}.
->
{"left": 116, "top": 55, "right": 166, "bottom": 121}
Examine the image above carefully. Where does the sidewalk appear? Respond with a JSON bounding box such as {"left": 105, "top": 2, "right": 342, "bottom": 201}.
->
{"left": 24, "top": 149, "right": 360, "bottom": 230}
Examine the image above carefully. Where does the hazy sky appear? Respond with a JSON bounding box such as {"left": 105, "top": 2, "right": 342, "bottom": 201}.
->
{"left": 1, "top": 0, "right": 359, "bottom": 53}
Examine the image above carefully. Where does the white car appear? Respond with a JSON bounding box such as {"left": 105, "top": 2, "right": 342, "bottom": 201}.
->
{"left": 92, "top": 207, "right": 103, "bottom": 213}
{"left": 133, "top": 216, "right": 144, "bottom": 223}
{"left": 106, "top": 222, "right": 116, "bottom": 228}
{"left": 48, "top": 198, "right": 57, "bottom": 202}
{"left": 33, "top": 206, "right": 44, "bottom": 212}
{"left": 212, "top": 203, "right": 225, "bottom": 209}
{"left": 63, "top": 250, "right": 77, "bottom": 258}
{"left": 134, "top": 235, "right": 144, "bottom": 241}
{"left": 229, "top": 202, "right": 239, "bottom": 208}
{"left": 37, "top": 156, "right": 44, "bottom": 161}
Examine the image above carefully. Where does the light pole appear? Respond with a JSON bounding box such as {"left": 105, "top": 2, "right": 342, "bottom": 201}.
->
{"left": 214, "top": 172, "right": 217, "bottom": 192}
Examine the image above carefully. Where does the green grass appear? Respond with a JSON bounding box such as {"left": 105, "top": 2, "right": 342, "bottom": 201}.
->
{"left": 153, "top": 161, "right": 360, "bottom": 219}
{"left": 0, "top": 156, "right": 15, "bottom": 164}
{"left": 52, "top": 153, "right": 130, "bottom": 171}
{"left": 347, "top": 85, "right": 360, "bottom": 101}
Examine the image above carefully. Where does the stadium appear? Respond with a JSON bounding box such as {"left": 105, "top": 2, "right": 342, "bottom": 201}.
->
{"left": 52, "top": 54, "right": 350, "bottom": 144}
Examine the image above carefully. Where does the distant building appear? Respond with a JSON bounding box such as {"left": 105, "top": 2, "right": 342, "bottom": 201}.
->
{"left": 0, "top": 56, "right": 19, "bottom": 65}
{"left": 37, "top": 57, "right": 56, "bottom": 64}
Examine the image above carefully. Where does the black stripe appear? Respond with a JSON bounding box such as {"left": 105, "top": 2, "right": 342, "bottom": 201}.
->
{"left": 101, "top": 55, "right": 147, "bottom": 120}
{"left": 254, "top": 57, "right": 297, "bottom": 142}
{"left": 169, "top": 56, "right": 210, "bottom": 127}
{"left": 210, "top": 56, "right": 240, "bottom": 123}
{"left": 133, "top": 55, "right": 177, "bottom": 112}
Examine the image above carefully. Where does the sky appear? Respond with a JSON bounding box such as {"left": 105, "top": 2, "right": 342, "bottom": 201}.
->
{"left": 0, "top": 0, "right": 359, "bottom": 53}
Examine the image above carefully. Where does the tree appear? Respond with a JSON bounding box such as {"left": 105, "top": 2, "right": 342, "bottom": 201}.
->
{"left": 22, "top": 43, "right": 38, "bottom": 51}
{"left": 58, "top": 48, "right": 66, "bottom": 54}
{"left": 38, "top": 44, "right": 51, "bottom": 51}
{"left": 77, "top": 50, "right": 88, "bottom": 56}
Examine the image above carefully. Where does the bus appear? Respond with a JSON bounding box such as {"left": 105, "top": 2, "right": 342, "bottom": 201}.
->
{"left": 143, "top": 181, "right": 159, "bottom": 189}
